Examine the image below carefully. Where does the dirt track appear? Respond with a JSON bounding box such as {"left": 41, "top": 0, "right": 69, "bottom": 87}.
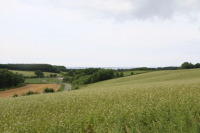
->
{"left": 0, "top": 84, "right": 60, "bottom": 98}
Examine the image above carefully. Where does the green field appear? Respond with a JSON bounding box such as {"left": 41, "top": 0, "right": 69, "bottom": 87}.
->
{"left": 122, "top": 70, "right": 149, "bottom": 76}
{"left": 1, "top": 69, "right": 200, "bottom": 132}
{"left": 25, "top": 78, "right": 61, "bottom": 84}
{"left": 9, "top": 70, "right": 62, "bottom": 77}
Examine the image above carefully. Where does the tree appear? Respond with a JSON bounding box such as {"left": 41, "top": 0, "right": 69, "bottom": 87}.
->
{"left": 131, "top": 72, "right": 134, "bottom": 75}
{"left": 115, "top": 71, "right": 120, "bottom": 78}
{"left": 194, "top": 63, "right": 200, "bottom": 68}
{"left": 120, "top": 72, "right": 124, "bottom": 77}
{"left": 34, "top": 70, "right": 44, "bottom": 78}
{"left": 181, "top": 62, "right": 193, "bottom": 69}
{"left": 0, "top": 69, "right": 24, "bottom": 89}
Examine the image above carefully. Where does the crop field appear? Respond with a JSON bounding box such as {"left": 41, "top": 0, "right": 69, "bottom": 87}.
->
{"left": 25, "top": 78, "right": 60, "bottom": 84}
{"left": 9, "top": 70, "right": 62, "bottom": 77}
{"left": 0, "top": 69, "right": 200, "bottom": 132}
{"left": 0, "top": 84, "right": 60, "bottom": 98}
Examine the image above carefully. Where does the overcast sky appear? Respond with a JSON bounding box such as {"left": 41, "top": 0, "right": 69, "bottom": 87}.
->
{"left": 0, "top": 0, "right": 200, "bottom": 67}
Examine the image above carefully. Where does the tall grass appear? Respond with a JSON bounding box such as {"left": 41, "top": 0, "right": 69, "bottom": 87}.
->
{"left": 0, "top": 69, "right": 200, "bottom": 132}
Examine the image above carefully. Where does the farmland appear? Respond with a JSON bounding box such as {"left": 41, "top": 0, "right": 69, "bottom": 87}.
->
{"left": 0, "top": 84, "right": 60, "bottom": 98}
{"left": 9, "top": 70, "right": 62, "bottom": 77}
{"left": 0, "top": 69, "right": 200, "bottom": 132}
{"left": 25, "top": 78, "right": 60, "bottom": 84}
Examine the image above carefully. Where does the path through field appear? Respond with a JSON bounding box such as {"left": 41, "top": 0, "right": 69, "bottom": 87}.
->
{"left": 0, "top": 84, "right": 60, "bottom": 98}
{"left": 63, "top": 83, "right": 71, "bottom": 91}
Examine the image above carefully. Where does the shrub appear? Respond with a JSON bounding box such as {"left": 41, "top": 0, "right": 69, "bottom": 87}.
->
{"left": 131, "top": 72, "right": 134, "bottom": 75}
{"left": 43, "top": 88, "right": 55, "bottom": 93}
{"left": 12, "top": 94, "right": 18, "bottom": 97}
{"left": 22, "top": 91, "right": 39, "bottom": 96}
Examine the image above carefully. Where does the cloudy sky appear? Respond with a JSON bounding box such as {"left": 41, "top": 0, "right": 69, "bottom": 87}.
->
{"left": 0, "top": 0, "right": 200, "bottom": 67}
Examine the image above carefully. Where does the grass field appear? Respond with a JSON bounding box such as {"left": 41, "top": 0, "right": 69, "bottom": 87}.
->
{"left": 0, "top": 84, "right": 60, "bottom": 98}
{"left": 25, "top": 78, "right": 61, "bottom": 84}
{"left": 1, "top": 69, "right": 200, "bottom": 132}
{"left": 123, "top": 70, "right": 149, "bottom": 76}
{"left": 9, "top": 70, "right": 62, "bottom": 77}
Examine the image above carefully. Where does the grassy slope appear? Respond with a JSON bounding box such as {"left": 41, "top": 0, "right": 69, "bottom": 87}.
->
{"left": 9, "top": 70, "right": 62, "bottom": 77}
{"left": 123, "top": 70, "right": 149, "bottom": 76}
{"left": 1, "top": 69, "right": 200, "bottom": 132}
{"left": 25, "top": 78, "right": 60, "bottom": 84}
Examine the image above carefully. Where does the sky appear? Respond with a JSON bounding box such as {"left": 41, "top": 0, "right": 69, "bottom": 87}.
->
{"left": 0, "top": 0, "right": 200, "bottom": 67}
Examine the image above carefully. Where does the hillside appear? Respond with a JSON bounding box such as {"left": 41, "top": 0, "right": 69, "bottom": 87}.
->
{"left": 1, "top": 69, "right": 200, "bottom": 132}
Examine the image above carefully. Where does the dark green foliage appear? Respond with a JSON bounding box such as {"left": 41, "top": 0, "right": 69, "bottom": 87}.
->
{"left": 131, "top": 72, "right": 134, "bottom": 75}
{"left": 12, "top": 94, "right": 18, "bottom": 97}
{"left": 64, "top": 69, "right": 115, "bottom": 85}
{"left": 43, "top": 88, "right": 55, "bottom": 93}
{"left": 49, "top": 74, "right": 57, "bottom": 78}
{"left": 0, "top": 64, "right": 66, "bottom": 73}
{"left": 115, "top": 71, "right": 120, "bottom": 78}
{"left": 194, "top": 63, "right": 200, "bottom": 68}
{"left": 181, "top": 62, "right": 194, "bottom": 69}
{"left": 120, "top": 72, "right": 124, "bottom": 77}
{"left": 53, "top": 65, "right": 67, "bottom": 73}
{"left": 22, "top": 91, "right": 39, "bottom": 96}
{"left": 34, "top": 70, "right": 44, "bottom": 78}
{"left": 0, "top": 69, "right": 25, "bottom": 89}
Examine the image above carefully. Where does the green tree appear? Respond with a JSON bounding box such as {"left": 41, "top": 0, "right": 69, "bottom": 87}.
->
{"left": 115, "top": 71, "right": 120, "bottom": 78}
{"left": 131, "top": 72, "right": 134, "bottom": 75}
{"left": 120, "top": 72, "right": 124, "bottom": 77}
{"left": 34, "top": 70, "right": 44, "bottom": 78}
{"left": 181, "top": 62, "right": 193, "bottom": 69}
{"left": 194, "top": 63, "right": 200, "bottom": 68}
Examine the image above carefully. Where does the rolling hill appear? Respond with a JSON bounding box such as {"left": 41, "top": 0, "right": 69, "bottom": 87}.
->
{"left": 0, "top": 69, "right": 200, "bottom": 132}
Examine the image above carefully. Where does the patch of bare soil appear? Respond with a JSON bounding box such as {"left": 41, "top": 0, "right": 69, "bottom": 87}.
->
{"left": 0, "top": 84, "right": 60, "bottom": 98}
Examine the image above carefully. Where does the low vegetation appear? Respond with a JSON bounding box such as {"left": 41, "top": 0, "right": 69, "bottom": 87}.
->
{"left": 43, "top": 88, "right": 55, "bottom": 93}
{"left": 22, "top": 91, "right": 40, "bottom": 96}
{"left": 1, "top": 69, "right": 200, "bottom": 132}
{"left": 57, "top": 84, "right": 65, "bottom": 92}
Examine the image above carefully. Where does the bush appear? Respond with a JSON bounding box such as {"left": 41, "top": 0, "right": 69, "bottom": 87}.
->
{"left": 43, "top": 88, "right": 55, "bottom": 93}
{"left": 22, "top": 91, "right": 39, "bottom": 96}
{"left": 131, "top": 72, "right": 134, "bottom": 75}
{"left": 12, "top": 94, "right": 18, "bottom": 97}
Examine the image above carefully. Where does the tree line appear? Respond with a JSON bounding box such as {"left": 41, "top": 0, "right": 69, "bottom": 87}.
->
{"left": 0, "top": 64, "right": 66, "bottom": 73}
{"left": 0, "top": 69, "right": 24, "bottom": 90}
{"left": 64, "top": 69, "right": 117, "bottom": 85}
{"left": 181, "top": 62, "right": 200, "bottom": 69}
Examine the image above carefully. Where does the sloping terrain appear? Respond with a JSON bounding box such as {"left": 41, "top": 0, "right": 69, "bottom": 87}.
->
{"left": 0, "top": 69, "right": 200, "bottom": 132}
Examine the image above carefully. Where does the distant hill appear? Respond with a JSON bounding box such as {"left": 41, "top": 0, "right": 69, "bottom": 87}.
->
{"left": 0, "top": 64, "right": 66, "bottom": 73}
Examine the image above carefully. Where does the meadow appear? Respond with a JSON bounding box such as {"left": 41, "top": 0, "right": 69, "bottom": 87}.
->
{"left": 25, "top": 78, "right": 61, "bottom": 84}
{"left": 0, "top": 69, "right": 200, "bottom": 132}
{"left": 9, "top": 70, "right": 62, "bottom": 77}
{"left": 123, "top": 70, "right": 149, "bottom": 76}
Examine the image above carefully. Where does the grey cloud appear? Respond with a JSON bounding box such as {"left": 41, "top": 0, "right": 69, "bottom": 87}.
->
{"left": 131, "top": 0, "right": 177, "bottom": 19}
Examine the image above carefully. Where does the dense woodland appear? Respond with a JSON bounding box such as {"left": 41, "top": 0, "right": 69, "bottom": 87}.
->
{"left": 0, "top": 64, "right": 66, "bottom": 73}
{"left": 0, "top": 69, "right": 24, "bottom": 90}
{"left": 64, "top": 69, "right": 116, "bottom": 85}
